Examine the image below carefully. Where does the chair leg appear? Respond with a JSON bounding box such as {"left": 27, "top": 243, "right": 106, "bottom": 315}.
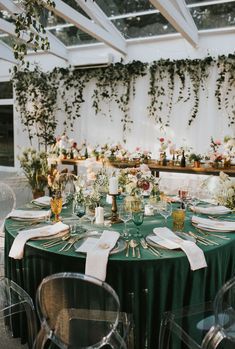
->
{"left": 202, "top": 325, "right": 225, "bottom": 349}
{"left": 159, "top": 314, "right": 172, "bottom": 349}
{"left": 107, "top": 329, "right": 127, "bottom": 349}
{"left": 33, "top": 326, "right": 48, "bottom": 349}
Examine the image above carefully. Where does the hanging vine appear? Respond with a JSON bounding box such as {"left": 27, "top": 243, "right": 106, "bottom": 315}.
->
{"left": 12, "top": 0, "right": 55, "bottom": 71}
{"left": 12, "top": 55, "right": 235, "bottom": 148}
{"left": 13, "top": 65, "right": 58, "bottom": 151}
{"left": 215, "top": 54, "right": 235, "bottom": 126}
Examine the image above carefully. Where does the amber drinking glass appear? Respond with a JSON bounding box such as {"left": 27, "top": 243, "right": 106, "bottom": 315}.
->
{"left": 50, "top": 197, "right": 63, "bottom": 222}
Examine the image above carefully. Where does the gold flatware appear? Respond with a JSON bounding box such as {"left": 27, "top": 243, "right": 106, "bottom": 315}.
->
{"left": 125, "top": 241, "right": 130, "bottom": 257}
{"left": 130, "top": 239, "right": 138, "bottom": 258}
{"left": 42, "top": 233, "right": 70, "bottom": 248}
{"left": 140, "top": 238, "right": 161, "bottom": 257}
{"left": 188, "top": 231, "right": 219, "bottom": 246}
{"left": 59, "top": 236, "right": 80, "bottom": 252}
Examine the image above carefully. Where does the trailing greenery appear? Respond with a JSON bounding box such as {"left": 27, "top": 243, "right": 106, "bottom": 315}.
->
{"left": 12, "top": 55, "right": 235, "bottom": 147}
{"left": 215, "top": 54, "right": 235, "bottom": 126}
{"left": 13, "top": 65, "right": 57, "bottom": 151}
{"left": 13, "top": 0, "right": 55, "bottom": 71}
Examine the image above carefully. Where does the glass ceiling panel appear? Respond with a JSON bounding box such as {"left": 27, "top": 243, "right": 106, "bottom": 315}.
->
{"left": 49, "top": 26, "right": 98, "bottom": 46}
{"left": 190, "top": 3, "right": 235, "bottom": 29}
{"left": 0, "top": 34, "right": 15, "bottom": 48}
{"left": 95, "top": 0, "right": 155, "bottom": 17}
{"left": 186, "top": 0, "right": 221, "bottom": 4}
{"left": 112, "top": 12, "right": 176, "bottom": 39}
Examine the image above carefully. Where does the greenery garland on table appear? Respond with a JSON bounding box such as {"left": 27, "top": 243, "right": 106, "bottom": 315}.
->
{"left": 12, "top": 55, "right": 235, "bottom": 146}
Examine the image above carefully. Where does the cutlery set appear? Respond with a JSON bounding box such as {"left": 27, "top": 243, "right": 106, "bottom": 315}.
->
{"left": 125, "top": 238, "right": 162, "bottom": 258}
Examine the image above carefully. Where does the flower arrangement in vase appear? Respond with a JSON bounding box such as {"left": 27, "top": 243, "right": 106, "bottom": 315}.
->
{"left": 18, "top": 148, "right": 48, "bottom": 199}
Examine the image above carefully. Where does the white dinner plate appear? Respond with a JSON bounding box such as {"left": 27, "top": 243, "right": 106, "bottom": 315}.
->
{"left": 74, "top": 234, "right": 126, "bottom": 255}
{"left": 146, "top": 232, "right": 196, "bottom": 250}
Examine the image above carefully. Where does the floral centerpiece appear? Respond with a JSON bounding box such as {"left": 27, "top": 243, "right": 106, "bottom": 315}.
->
{"left": 118, "top": 165, "right": 159, "bottom": 197}
{"left": 206, "top": 172, "right": 235, "bottom": 209}
{"left": 18, "top": 148, "right": 48, "bottom": 199}
{"left": 73, "top": 175, "right": 101, "bottom": 208}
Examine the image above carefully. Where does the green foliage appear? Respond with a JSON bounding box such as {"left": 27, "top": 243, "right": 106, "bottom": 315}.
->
{"left": 13, "top": 65, "right": 58, "bottom": 151}
{"left": 13, "top": 0, "right": 55, "bottom": 70}
{"left": 12, "top": 56, "right": 235, "bottom": 148}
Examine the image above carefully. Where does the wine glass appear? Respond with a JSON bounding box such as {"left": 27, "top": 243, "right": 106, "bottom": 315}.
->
{"left": 158, "top": 201, "right": 172, "bottom": 226}
{"left": 118, "top": 204, "right": 132, "bottom": 237}
{"left": 84, "top": 205, "right": 96, "bottom": 224}
{"left": 132, "top": 210, "right": 144, "bottom": 237}
{"left": 189, "top": 189, "right": 200, "bottom": 213}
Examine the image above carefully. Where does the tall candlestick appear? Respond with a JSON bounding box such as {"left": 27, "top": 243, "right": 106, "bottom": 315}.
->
{"left": 109, "top": 177, "right": 118, "bottom": 195}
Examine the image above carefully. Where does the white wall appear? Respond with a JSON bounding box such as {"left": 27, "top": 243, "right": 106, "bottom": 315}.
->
{"left": 0, "top": 29, "right": 235, "bottom": 170}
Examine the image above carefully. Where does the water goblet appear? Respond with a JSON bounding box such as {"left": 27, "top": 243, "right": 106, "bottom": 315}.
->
{"left": 50, "top": 196, "right": 63, "bottom": 222}
{"left": 158, "top": 201, "right": 172, "bottom": 226}
{"left": 118, "top": 205, "right": 132, "bottom": 237}
{"left": 132, "top": 210, "right": 144, "bottom": 238}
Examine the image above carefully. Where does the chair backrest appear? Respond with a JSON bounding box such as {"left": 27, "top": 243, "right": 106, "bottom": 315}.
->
{"left": 0, "top": 277, "right": 37, "bottom": 348}
{"left": 0, "top": 182, "right": 16, "bottom": 221}
{"left": 34, "top": 272, "right": 127, "bottom": 349}
{"left": 202, "top": 276, "right": 235, "bottom": 349}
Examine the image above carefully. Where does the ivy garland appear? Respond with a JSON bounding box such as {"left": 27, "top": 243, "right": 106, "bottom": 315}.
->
{"left": 13, "top": 0, "right": 55, "bottom": 71}
{"left": 215, "top": 54, "right": 235, "bottom": 126}
{"left": 12, "top": 55, "right": 235, "bottom": 147}
{"left": 13, "top": 65, "right": 57, "bottom": 151}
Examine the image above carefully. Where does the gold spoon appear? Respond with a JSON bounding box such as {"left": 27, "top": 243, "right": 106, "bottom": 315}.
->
{"left": 129, "top": 239, "right": 139, "bottom": 258}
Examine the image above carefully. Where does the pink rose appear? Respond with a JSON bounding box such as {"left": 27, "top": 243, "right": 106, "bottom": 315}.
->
{"left": 159, "top": 137, "right": 164, "bottom": 142}
{"left": 215, "top": 140, "right": 221, "bottom": 145}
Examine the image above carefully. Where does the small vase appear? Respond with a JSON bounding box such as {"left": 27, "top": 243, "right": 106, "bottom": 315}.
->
{"left": 194, "top": 161, "right": 201, "bottom": 168}
{"left": 224, "top": 160, "right": 231, "bottom": 169}
{"left": 32, "top": 189, "right": 45, "bottom": 199}
{"left": 124, "top": 195, "right": 142, "bottom": 212}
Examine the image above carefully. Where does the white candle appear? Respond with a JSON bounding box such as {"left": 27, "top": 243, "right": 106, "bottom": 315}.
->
{"left": 95, "top": 207, "right": 104, "bottom": 225}
{"left": 109, "top": 177, "right": 118, "bottom": 195}
{"left": 106, "top": 194, "right": 113, "bottom": 204}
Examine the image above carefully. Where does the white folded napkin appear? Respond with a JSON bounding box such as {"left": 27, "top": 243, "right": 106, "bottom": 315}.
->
{"left": 192, "top": 215, "right": 235, "bottom": 232}
{"left": 32, "top": 196, "right": 51, "bottom": 207}
{"left": 8, "top": 209, "right": 51, "bottom": 220}
{"left": 191, "top": 205, "right": 231, "bottom": 215}
{"left": 9, "top": 222, "right": 69, "bottom": 259}
{"left": 152, "top": 227, "right": 207, "bottom": 271}
{"left": 76, "top": 230, "right": 120, "bottom": 281}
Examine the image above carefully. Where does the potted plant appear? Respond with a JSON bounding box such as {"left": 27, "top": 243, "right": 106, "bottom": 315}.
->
{"left": 189, "top": 153, "right": 202, "bottom": 168}
{"left": 18, "top": 148, "right": 48, "bottom": 199}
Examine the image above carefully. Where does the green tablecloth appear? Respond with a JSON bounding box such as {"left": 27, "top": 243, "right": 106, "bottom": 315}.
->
{"left": 4, "top": 207, "right": 235, "bottom": 349}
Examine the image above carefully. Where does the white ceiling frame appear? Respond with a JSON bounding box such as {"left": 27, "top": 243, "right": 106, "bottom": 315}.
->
{"left": 0, "top": 0, "right": 68, "bottom": 61}
{"left": 0, "top": 0, "right": 21, "bottom": 14}
{"left": 0, "top": 18, "right": 36, "bottom": 46}
{"left": 173, "top": 0, "right": 198, "bottom": 33}
{"left": 46, "top": 0, "right": 127, "bottom": 55}
{"left": 0, "top": 40, "right": 17, "bottom": 64}
{"left": 149, "top": 0, "right": 199, "bottom": 47}
{"left": 75, "top": 0, "right": 125, "bottom": 40}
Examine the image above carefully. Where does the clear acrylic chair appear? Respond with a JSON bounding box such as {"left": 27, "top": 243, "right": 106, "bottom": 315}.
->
{"left": 0, "top": 182, "right": 16, "bottom": 276}
{"left": 34, "top": 272, "right": 130, "bottom": 349}
{"left": 159, "top": 276, "right": 235, "bottom": 349}
{"left": 0, "top": 277, "right": 37, "bottom": 348}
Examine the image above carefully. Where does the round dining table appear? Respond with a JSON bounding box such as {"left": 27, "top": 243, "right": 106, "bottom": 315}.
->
{"left": 4, "top": 205, "right": 235, "bottom": 349}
